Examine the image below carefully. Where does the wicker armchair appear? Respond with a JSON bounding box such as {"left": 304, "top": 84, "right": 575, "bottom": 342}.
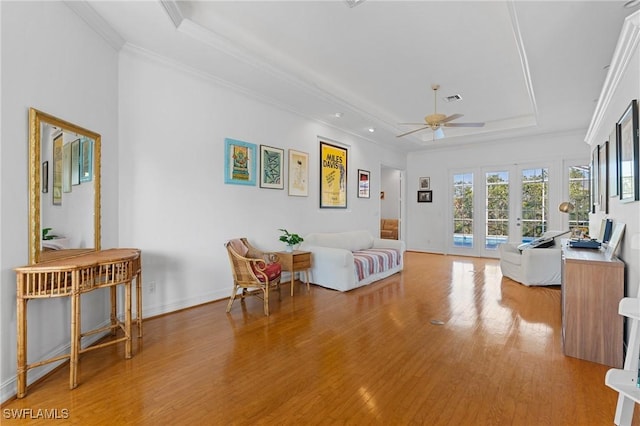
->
{"left": 225, "top": 238, "right": 282, "bottom": 316}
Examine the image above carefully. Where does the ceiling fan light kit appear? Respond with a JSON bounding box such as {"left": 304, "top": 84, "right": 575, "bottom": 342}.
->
{"left": 396, "top": 84, "right": 485, "bottom": 139}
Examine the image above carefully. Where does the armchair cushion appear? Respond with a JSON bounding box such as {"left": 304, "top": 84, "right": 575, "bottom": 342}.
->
{"left": 252, "top": 262, "right": 282, "bottom": 282}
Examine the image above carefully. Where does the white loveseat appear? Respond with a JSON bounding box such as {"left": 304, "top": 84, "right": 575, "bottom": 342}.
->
{"left": 300, "top": 230, "right": 406, "bottom": 292}
{"left": 498, "top": 231, "right": 566, "bottom": 286}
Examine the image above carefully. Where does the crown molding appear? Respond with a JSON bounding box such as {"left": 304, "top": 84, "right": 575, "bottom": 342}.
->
{"left": 159, "top": 0, "right": 185, "bottom": 28}
{"left": 508, "top": 1, "right": 538, "bottom": 121}
{"left": 585, "top": 10, "right": 640, "bottom": 145}
{"left": 64, "top": 1, "right": 125, "bottom": 51}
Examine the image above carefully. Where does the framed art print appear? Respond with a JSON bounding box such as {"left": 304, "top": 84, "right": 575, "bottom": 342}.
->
{"left": 224, "top": 138, "right": 257, "bottom": 186}
{"left": 358, "top": 169, "right": 370, "bottom": 198}
{"left": 609, "top": 126, "right": 618, "bottom": 197}
{"left": 259, "top": 145, "right": 284, "bottom": 189}
{"left": 42, "top": 161, "right": 48, "bottom": 193}
{"left": 598, "top": 142, "right": 608, "bottom": 212}
{"left": 617, "top": 99, "right": 639, "bottom": 202}
{"left": 418, "top": 190, "right": 432, "bottom": 203}
{"left": 52, "top": 133, "right": 63, "bottom": 205}
{"left": 319, "top": 140, "right": 347, "bottom": 208}
{"left": 80, "top": 137, "right": 93, "bottom": 183}
{"left": 63, "top": 141, "right": 72, "bottom": 193}
{"left": 591, "top": 146, "right": 598, "bottom": 212}
{"left": 288, "top": 149, "right": 309, "bottom": 196}
{"left": 419, "top": 177, "right": 430, "bottom": 190}
{"left": 71, "top": 139, "right": 81, "bottom": 186}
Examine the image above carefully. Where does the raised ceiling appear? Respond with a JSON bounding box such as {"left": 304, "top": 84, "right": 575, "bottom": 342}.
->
{"left": 76, "top": 1, "right": 636, "bottom": 151}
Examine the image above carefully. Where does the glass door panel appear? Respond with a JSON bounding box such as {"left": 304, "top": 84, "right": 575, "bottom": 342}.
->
{"left": 484, "top": 170, "right": 509, "bottom": 256}
{"left": 520, "top": 167, "right": 549, "bottom": 242}
{"left": 566, "top": 165, "right": 590, "bottom": 237}
{"left": 452, "top": 172, "right": 474, "bottom": 250}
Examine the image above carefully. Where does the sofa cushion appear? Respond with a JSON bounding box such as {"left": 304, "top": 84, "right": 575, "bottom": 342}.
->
{"left": 304, "top": 230, "right": 374, "bottom": 252}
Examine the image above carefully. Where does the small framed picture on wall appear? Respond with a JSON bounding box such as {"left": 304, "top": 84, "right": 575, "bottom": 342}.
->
{"left": 419, "top": 177, "right": 430, "bottom": 190}
{"left": 417, "top": 190, "right": 432, "bottom": 203}
{"left": 357, "top": 169, "right": 370, "bottom": 198}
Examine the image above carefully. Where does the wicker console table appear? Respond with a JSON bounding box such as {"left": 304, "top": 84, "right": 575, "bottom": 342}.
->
{"left": 14, "top": 248, "right": 142, "bottom": 398}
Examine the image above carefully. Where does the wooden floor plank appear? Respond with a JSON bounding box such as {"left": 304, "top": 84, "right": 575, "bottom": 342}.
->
{"left": 1, "top": 252, "right": 634, "bottom": 425}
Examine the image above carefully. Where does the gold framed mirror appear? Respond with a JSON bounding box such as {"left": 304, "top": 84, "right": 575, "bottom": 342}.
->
{"left": 28, "top": 108, "right": 101, "bottom": 264}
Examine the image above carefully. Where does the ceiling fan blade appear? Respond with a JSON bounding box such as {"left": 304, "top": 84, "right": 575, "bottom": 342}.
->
{"left": 399, "top": 122, "right": 429, "bottom": 126}
{"left": 434, "top": 127, "right": 445, "bottom": 140}
{"left": 444, "top": 122, "right": 485, "bottom": 128}
{"left": 440, "top": 113, "right": 463, "bottom": 124}
{"left": 396, "top": 126, "right": 430, "bottom": 138}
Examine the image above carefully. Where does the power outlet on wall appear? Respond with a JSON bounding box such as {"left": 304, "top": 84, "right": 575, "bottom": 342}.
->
{"left": 148, "top": 281, "right": 156, "bottom": 294}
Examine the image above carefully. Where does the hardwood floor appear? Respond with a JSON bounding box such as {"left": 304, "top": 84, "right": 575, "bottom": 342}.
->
{"left": 2, "top": 252, "right": 632, "bottom": 425}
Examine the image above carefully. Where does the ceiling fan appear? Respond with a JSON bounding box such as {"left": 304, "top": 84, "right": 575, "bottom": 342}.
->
{"left": 396, "top": 84, "right": 485, "bottom": 139}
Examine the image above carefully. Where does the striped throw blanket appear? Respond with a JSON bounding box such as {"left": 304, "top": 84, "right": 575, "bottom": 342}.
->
{"left": 353, "top": 249, "right": 401, "bottom": 282}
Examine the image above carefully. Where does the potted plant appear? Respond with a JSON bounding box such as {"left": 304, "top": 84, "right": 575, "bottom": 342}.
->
{"left": 278, "top": 228, "right": 304, "bottom": 252}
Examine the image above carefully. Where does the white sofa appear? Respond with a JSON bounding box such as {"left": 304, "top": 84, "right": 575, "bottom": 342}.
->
{"left": 498, "top": 231, "right": 565, "bottom": 286}
{"left": 300, "top": 230, "right": 406, "bottom": 292}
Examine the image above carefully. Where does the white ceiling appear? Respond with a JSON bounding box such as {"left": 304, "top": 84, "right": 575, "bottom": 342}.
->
{"left": 75, "top": 0, "right": 638, "bottom": 151}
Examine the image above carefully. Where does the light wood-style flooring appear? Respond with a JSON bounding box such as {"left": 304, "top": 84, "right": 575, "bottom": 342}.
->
{"left": 2, "top": 252, "right": 633, "bottom": 425}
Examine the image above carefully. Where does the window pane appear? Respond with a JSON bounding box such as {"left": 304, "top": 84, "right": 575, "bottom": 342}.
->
{"left": 568, "top": 165, "right": 590, "bottom": 237}
{"left": 486, "top": 171, "right": 509, "bottom": 250}
{"left": 521, "top": 168, "right": 548, "bottom": 241}
{"left": 453, "top": 173, "right": 473, "bottom": 247}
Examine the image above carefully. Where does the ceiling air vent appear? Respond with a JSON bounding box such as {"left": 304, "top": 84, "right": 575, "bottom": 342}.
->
{"left": 443, "top": 94, "right": 462, "bottom": 103}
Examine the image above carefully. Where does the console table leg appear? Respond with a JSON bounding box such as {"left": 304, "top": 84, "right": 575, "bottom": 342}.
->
{"left": 70, "top": 287, "right": 80, "bottom": 389}
{"left": 125, "top": 280, "right": 132, "bottom": 359}
{"left": 16, "top": 293, "right": 26, "bottom": 398}
{"left": 136, "top": 270, "right": 143, "bottom": 338}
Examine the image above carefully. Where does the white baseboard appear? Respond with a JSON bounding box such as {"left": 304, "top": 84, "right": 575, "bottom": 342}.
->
{"left": 141, "top": 289, "right": 228, "bottom": 319}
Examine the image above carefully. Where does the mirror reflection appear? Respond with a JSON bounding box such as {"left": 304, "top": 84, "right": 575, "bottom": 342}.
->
{"left": 29, "top": 108, "right": 101, "bottom": 264}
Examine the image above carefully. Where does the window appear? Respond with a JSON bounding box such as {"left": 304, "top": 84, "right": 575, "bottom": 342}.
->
{"left": 567, "top": 165, "right": 590, "bottom": 236}
{"left": 521, "top": 168, "right": 548, "bottom": 240}
{"left": 453, "top": 173, "right": 473, "bottom": 247}
{"left": 485, "top": 171, "right": 509, "bottom": 249}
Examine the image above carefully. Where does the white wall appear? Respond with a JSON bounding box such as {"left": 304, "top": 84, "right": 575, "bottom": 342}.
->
{"left": 405, "top": 132, "right": 590, "bottom": 254}
{"left": 0, "top": 2, "right": 119, "bottom": 401}
{"left": 587, "top": 25, "right": 640, "bottom": 299}
{"left": 117, "top": 48, "right": 407, "bottom": 318}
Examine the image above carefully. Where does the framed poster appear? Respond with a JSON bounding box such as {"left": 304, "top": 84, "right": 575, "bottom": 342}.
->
{"left": 52, "top": 134, "right": 63, "bottom": 205}
{"left": 609, "top": 127, "right": 618, "bottom": 197}
{"left": 419, "top": 177, "right": 431, "bottom": 190}
{"left": 71, "top": 139, "right": 81, "bottom": 186}
{"left": 319, "top": 140, "right": 347, "bottom": 208}
{"left": 591, "top": 146, "right": 598, "bottom": 212}
{"left": 599, "top": 142, "right": 608, "bottom": 213}
{"left": 80, "top": 137, "right": 93, "bottom": 183}
{"left": 224, "top": 138, "right": 257, "bottom": 186}
{"left": 42, "top": 161, "right": 48, "bottom": 193}
{"left": 617, "top": 99, "right": 639, "bottom": 202}
{"left": 288, "top": 149, "right": 309, "bottom": 196}
{"left": 418, "top": 190, "right": 432, "bottom": 203}
{"left": 357, "top": 169, "right": 370, "bottom": 198}
{"left": 63, "top": 142, "right": 72, "bottom": 193}
{"left": 259, "top": 145, "right": 284, "bottom": 189}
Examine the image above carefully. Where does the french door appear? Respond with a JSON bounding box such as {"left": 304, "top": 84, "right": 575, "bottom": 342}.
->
{"left": 449, "top": 164, "right": 550, "bottom": 258}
